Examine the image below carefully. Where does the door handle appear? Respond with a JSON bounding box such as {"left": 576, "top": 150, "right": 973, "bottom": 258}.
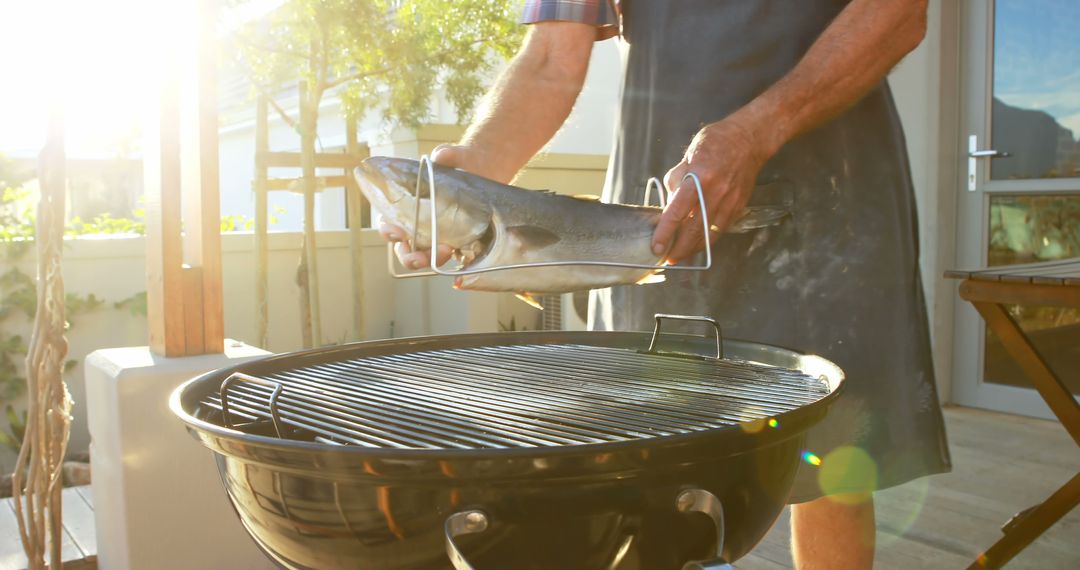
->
{"left": 968, "top": 135, "right": 1011, "bottom": 191}
{"left": 969, "top": 149, "right": 1010, "bottom": 158}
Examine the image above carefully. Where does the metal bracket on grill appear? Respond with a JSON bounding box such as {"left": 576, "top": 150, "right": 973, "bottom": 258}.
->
{"left": 646, "top": 314, "right": 724, "bottom": 360}
{"left": 676, "top": 489, "right": 732, "bottom": 570}
{"left": 220, "top": 373, "right": 285, "bottom": 439}
{"left": 445, "top": 509, "right": 489, "bottom": 570}
{"left": 386, "top": 154, "right": 714, "bottom": 279}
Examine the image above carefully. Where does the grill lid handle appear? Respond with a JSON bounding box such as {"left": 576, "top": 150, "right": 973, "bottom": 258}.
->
{"left": 220, "top": 372, "right": 285, "bottom": 438}
{"left": 676, "top": 489, "right": 733, "bottom": 570}
{"left": 647, "top": 314, "right": 724, "bottom": 359}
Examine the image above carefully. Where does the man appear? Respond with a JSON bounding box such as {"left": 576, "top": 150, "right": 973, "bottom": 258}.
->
{"left": 383, "top": 1, "right": 951, "bottom": 567}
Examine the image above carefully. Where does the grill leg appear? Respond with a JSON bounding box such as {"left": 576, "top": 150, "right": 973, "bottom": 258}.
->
{"left": 676, "top": 489, "right": 732, "bottom": 570}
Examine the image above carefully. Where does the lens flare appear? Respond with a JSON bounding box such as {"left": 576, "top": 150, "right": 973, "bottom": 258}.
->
{"left": 801, "top": 451, "right": 822, "bottom": 466}
{"left": 817, "top": 446, "right": 878, "bottom": 501}
{"left": 767, "top": 418, "right": 779, "bottom": 428}
{"left": 876, "top": 466, "right": 931, "bottom": 548}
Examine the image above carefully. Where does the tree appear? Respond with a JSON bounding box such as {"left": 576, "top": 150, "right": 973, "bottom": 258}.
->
{"left": 226, "top": 0, "right": 523, "bottom": 347}
{"left": 228, "top": 0, "right": 523, "bottom": 128}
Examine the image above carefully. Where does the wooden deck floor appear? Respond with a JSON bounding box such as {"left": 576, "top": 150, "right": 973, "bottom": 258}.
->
{"left": 0, "top": 486, "right": 96, "bottom": 570}
{"left": 738, "top": 406, "right": 1080, "bottom": 569}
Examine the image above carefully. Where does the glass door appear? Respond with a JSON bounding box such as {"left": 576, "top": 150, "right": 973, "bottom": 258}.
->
{"left": 953, "top": 0, "right": 1080, "bottom": 417}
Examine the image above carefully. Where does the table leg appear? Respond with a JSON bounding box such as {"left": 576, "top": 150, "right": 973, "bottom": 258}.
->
{"left": 961, "top": 299, "right": 1080, "bottom": 568}
{"left": 969, "top": 301, "right": 1080, "bottom": 446}
{"left": 966, "top": 471, "right": 1080, "bottom": 569}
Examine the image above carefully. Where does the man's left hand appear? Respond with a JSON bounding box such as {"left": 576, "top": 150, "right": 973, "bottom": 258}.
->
{"left": 652, "top": 118, "right": 770, "bottom": 263}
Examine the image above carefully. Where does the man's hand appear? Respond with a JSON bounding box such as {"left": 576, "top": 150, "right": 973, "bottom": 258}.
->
{"left": 652, "top": 118, "right": 770, "bottom": 263}
{"left": 378, "top": 144, "right": 462, "bottom": 270}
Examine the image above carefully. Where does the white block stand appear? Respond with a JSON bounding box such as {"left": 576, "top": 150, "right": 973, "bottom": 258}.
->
{"left": 85, "top": 340, "right": 276, "bottom": 570}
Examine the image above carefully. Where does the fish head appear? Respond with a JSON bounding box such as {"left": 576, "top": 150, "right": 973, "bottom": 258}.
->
{"left": 354, "top": 156, "right": 422, "bottom": 227}
{"left": 354, "top": 156, "right": 492, "bottom": 251}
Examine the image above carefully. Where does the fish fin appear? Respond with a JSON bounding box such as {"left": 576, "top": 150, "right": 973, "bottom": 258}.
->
{"left": 506, "top": 225, "right": 561, "bottom": 249}
{"left": 515, "top": 292, "right": 544, "bottom": 310}
{"left": 571, "top": 194, "right": 601, "bottom": 202}
{"left": 727, "top": 206, "right": 790, "bottom": 233}
{"left": 636, "top": 272, "right": 667, "bottom": 285}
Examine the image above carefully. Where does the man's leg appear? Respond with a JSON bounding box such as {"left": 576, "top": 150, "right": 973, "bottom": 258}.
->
{"left": 791, "top": 493, "right": 876, "bottom": 570}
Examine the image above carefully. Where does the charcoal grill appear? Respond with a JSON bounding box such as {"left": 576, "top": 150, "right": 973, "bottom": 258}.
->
{"left": 171, "top": 315, "right": 844, "bottom": 569}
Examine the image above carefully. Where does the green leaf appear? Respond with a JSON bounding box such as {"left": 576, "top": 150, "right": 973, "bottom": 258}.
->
{"left": 226, "top": 0, "right": 522, "bottom": 132}
{"left": 0, "top": 430, "right": 19, "bottom": 452}
{"left": 114, "top": 292, "right": 148, "bottom": 317}
{"left": 5, "top": 404, "right": 19, "bottom": 428}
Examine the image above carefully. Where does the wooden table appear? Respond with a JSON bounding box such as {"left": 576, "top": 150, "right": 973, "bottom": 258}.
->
{"left": 946, "top": 258, "right": 1080, "bottom": 569}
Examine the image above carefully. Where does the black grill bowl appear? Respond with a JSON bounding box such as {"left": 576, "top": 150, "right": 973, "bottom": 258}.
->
{"left": 171, "top": 330, "right": 844, "bottom": 569}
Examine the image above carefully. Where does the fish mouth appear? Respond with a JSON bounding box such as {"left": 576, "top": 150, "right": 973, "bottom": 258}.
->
{"left": 455, "top": 223, "right": 495, "bottom": 270}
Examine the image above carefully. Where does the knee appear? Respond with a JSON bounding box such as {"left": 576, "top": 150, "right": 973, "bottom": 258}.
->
{"left": 795, "top": 493, "right": 875, "bottom": 515}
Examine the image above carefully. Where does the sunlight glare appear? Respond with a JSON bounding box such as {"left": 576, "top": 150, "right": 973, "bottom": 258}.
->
{"left": 1, "top": 1, "right": 200, "bottom": 157}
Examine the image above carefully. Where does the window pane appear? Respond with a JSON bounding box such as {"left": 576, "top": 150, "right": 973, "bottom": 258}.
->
{"left": 991, "top": 0, "right": 1080, "bottom": 180}
{"left": 983, "top": 194, "right": 1080, "bottom": 394}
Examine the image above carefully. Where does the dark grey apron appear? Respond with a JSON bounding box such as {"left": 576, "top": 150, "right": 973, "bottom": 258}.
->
{"left": 590, "top": 0, "right": 951, "bottom": 502}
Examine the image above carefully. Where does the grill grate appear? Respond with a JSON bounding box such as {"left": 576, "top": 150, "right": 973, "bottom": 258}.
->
{"left": 202, "top": 343, "right": 829, "bottom": 450}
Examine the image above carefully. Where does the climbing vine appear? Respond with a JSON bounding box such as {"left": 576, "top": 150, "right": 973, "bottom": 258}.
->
{"left": 0, "top": 181, "right": 118, "bottom": 451}
{"left": 1, "top": 156, "right": 264, "bottom": 453}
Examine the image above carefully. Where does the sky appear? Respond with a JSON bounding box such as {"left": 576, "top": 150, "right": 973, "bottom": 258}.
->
{"left": 994, "top": 0, "right": 1080, "bottom": 140}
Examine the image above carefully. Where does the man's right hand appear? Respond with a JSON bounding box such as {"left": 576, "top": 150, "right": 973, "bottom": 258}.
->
{"left": 379, "top": 144, "right": 468, "bottom": 270}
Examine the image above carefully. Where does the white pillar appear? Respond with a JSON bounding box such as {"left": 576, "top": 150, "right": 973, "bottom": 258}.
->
{"left": 85, "top": 340, "right": 275, "bottom": 570}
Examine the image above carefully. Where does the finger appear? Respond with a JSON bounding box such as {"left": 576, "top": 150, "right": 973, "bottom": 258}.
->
{"left": 396, "top": 242, "right": 455, "bottom": 270}
{"left": 668, "top": 190, "right": 740, "bottom": 263}
{"left": 404, "top": 244, "right": 454, "bottom": 269}
{"left": 434, "top": 243, "right": 454, "bottom": 266}
{"left": 395, "top": 241, "right": 423, "bottom": 269}
{"left": 652, "top": 174, "right": 698, "bottom": 256}
{"left": 667, "top": 210, "right": 708, "bottom": 263}
{"left": 662, "top": 161, "right": 687, "bottom": 196}
{"left": 431, "top": 144, "right": 464, "bottom": 168}
{"left": 379, "top": 221, "right": 407, "bottom": 242}
{"left": 667, "top": 175, "right": 726, "bottom": 263}
{"left": 394, "top": 241, "right": 422, "bottom": 269}
{"left": 709, "top": 193, "right": 743, "bottom": 238}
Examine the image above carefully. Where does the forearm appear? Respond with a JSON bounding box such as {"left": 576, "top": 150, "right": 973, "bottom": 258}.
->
{"left": 732, "top": 0, "right": 928, "bottom": 158}
{"left": 459, "top": 23, "right": 595, "bottom": 183}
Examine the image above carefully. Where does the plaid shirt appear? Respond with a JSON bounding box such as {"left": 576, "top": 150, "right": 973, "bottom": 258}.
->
{"left": 521, "top": 0, "right": 620, "bottom": 40}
